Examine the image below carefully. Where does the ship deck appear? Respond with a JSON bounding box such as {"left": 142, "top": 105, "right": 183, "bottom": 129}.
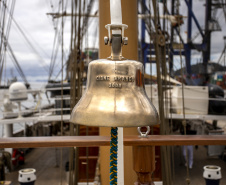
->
{"left": 5, "top": 141, "right": 226, "bottom": 185}
{"left": 6, "top": 147, "right": 69, "bottom": 185}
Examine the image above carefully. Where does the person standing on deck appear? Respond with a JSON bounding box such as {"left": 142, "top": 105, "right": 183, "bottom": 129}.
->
{"left": 0, "top": 149, "right": 12, "bottom": 180}
{"left": 181, "top": 123, "right": 197, "bottom": 169}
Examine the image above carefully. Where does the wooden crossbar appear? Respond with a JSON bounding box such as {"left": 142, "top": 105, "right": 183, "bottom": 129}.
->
{"left": 0, "top": 135, "right": 226, "bottom": 148}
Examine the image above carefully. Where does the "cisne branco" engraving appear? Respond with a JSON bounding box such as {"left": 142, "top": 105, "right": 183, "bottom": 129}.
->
{"left": 96, "top": 75, "right": 134, "bottom": 88}
{"left": 114, "top": 76, "right": 135, "bottom": 82}
{"left": 96, "top": 76, "right": 110, "bottom": 81}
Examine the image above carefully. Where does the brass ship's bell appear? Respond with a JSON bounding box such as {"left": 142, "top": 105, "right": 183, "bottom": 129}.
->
{"left": 70, "top": 58, "right": 158, "bottom": 127}
{"left": 70, "top": 19, "right": 158, "bottom": 127}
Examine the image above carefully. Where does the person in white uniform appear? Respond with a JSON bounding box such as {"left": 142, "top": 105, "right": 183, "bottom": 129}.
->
{"left": 181, "top": 123, "right": 197, "bottom": 169}
{"left": 183, "top": 145, "right": 193, "bottom": 169}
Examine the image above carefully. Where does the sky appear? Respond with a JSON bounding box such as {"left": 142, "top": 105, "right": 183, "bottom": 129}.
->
{"left": 2, "top": 0, "right": 226, "bottom": 83}
{"left": 5, "top": 0, "right": 57, "bottom": 81}
{"left": 172, "top": 1, "right": 226, "bottom": 71}
{"left": 3, "top": 0, "right": 99, "bottom": 83}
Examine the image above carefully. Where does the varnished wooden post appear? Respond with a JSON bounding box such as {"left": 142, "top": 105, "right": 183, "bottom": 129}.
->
{"left": 133, "top": 145, "right": 155, "bottom": 185}
{"left": 99, "top": 0, "right": 138, "bottom": 184}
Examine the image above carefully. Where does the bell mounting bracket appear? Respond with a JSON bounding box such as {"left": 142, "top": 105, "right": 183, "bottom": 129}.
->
{"left": 104, "top": 24, "right": 128, "bottom": 46}
{"left": 104, "top": 0, "right": 129, "bottom": 60}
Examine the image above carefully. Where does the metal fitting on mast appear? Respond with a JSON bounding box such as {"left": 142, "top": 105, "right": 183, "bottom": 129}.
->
{"left": 104, "top": 0, "right": 128, "bottom": 60}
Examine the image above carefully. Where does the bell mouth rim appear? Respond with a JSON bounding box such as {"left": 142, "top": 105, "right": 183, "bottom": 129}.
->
{"left": 69, "top": 123, "right": 159, "bottom": 128}
{"left": 69, "top": 117, "right": 159, "bottom": 128}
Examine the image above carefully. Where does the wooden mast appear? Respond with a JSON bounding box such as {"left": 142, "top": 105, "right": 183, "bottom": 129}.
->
{"left": 99, "top": 0, "right": 138, "bottom": 184}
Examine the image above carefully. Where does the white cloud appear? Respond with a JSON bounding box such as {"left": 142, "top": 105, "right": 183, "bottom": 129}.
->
{"left": 3, "top": 0, "right": 226, "bottom": 83}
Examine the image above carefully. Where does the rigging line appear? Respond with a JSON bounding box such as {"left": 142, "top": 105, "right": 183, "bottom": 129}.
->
{"left": 0, "top": 1, "right": 7, "bottom": 32}
{"left": 49, "top": 37, "right": 61, "bottom": 79}
{"left": 147, "top": 1, "right": 154, "bottom": 36}
{"left": 141, "top": 0, "right": 162, "bottom": 31}
{"left": 73, "top": 0, "right": 78, "bottom": 49}
{"left": 12, "top": 14, "right": 51, "bottom": 60}
{"left": 0, "top": 39, "right": 7, "bottom": 84}
{"left": 53, "top": 59, "right": 68, "bottom": 81}
{"left": 221, "top": 0, "right": 226, "bottom": 22}
{"left": 69, "top": 0, "right": 74, "bottom": 52}
{"left": 65, "top": 0, "right": 74, "bottom": 80}
{"left": 6, "top": 48, "right": 26, "bottom": 84}
{"left": 49, "top": 32, "right": 68, "bottom": 81}
{"left": 49, "top": 19, "right": 70, "bottom": 80}
{"left": 49, "top": 28, "right": 61, "bottom": 80}
{"left": 217, "top": 45, "right": 226, "bottom": 64}
{"left": 164, "top": 0, "right": 174, "bottom": 176}
{"left": 69, "top": 1, "right": 78, "bottom": 183}
{"left": 177, "top": 2, "right": 190, "bottom": 183}
{"left": 152, "top": 0, "right": 168, "bottom": 183}
{"left": 5, "top": 0, "right": 15, "bottom": 40}
{"left": 48, "top": 1, "right": 61, "bottom": 80}
{"left": 92, "top": 23, "right": 98, "bottom": 49}
{"left": 139, "top": 1, "right": 150, "bottom": 24}
{"left": 3, "top": 45, "right": 7, "bottom": 85}
{"left": 164, "top": 0, "right": 175, "bottom": 182}
{"left": 69, "top": 0, "right": 78, "bottom": 106}
{"left": 50, "top": 41, "right": 68, "bottom": 79}
{"left": 74, "top": 0, "right": 82, "bottom": 184}
{"left": 73, "top": 0, "right": 78, "bottom": 50}
{"left": 0, "top": 1, "right": 3, "bottom": 22}
{"left": 49, "top": 0, "right": 55, "bottom": 12}
{"left": 162, "top": 1, "right": 172, "bottom": 184}
{"left": 45, "top": 0, "right": 53, "bottom": 17}
{"left": 8, "top": 15, "right": 49, "bottom": 73}
{"left": 0, "top": 28, "right": 28, "bottom": 85}
{"left": 0, "top": 0, "right": 15, "bottom": 69}
{"left": 20, "top": 25, "right": 50, "bottom": 60}
{"left": 0, "top": 54, "right": 4, "bottom": 84}
{"left": 80, "top": 0, "right": 94, "bottom": 46}
{"left": 162, "top": 2, "right": 185, "bottom": 46}
{"left": 0, "top": 0, "right": 4, "bottom": 31}
{"left": 0, "top": 0, "right": 9, "bottom": 54}
{"left": 80, "top": 0, "right": 86, "bottom": 48}
{"left": 0, "top": 0, "right": 7, "bottom": 58}
{"left": 7, "top": 43, "right": 28, "bottom": 84}
{"left": 5, "top": 50, "right": 22, "bottom": 78}
{"left": 49, "top": 8, "right": 68, "bottom": 80}
{"left": 52, "top": 49, "right": 68, "bottom": 79}
{"left": 148, "top": 0, "right": 154, "bottom": 124}
{"left": 2, "top": 0, "right": 10, "bottom": 39}
{"left": 140, "top": 11, "right": 153, "bottom": 36}
{"left": 60, "top": 0, "right": 64, "bottom": 183}
{"left": 0, "top": 29, "right": 6, "bottom": 70}
{"left": 152, "top": 1, "right": 172, "bottom": 185}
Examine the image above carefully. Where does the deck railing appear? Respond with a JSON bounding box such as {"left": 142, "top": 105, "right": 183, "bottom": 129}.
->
{"left": 1, "top": 135, "right": 226, "bottom": 184}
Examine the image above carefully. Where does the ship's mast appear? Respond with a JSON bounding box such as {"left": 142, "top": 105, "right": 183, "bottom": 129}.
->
{"left": 99, "top": 1, "right": 139, "bottom": 184}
